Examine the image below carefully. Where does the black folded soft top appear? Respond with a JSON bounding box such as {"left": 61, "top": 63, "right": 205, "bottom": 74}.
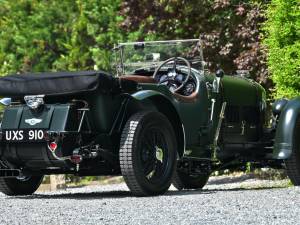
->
{"left": 0, "top": 71, "right": 115, "bottom": 97}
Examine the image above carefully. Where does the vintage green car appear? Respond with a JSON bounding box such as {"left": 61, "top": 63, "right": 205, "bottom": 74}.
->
{"left": 0, "top": 39, "right": 299, "bottom": 196}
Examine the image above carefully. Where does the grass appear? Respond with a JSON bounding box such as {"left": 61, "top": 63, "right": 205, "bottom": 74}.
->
{"left": 251, "top": 168, "right": 288, "bottom": 181}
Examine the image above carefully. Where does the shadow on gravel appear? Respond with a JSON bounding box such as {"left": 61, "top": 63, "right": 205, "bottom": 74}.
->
{"left": 13, "top": 191, "right": 133, "bottom": 200}
{"left": 165, "top": 190, "right": 217, "bottom": 196}
{"left": 11, "top": 185, "right": 287, "bottom": 200}
{"left": 207, "top": 174, "right": 256, "bottom": 185}
{"left": 166, "top": 186, "right": 287, "bottom": 196}
{"left": 15, "top": 190, "right": 211, "bottom": 200}
{"left": 204, "top": 186, "right": 287, "bottom": 192}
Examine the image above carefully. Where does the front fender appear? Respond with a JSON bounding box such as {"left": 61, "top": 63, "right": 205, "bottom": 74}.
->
{"left": 131, "top": 90, "right": 186, "bottom": 157}
{"left": 131, "top": 89, "right": 169, "bottom": 101}
{"left": 273, "top": 97, "right": 300, "bottom": 159}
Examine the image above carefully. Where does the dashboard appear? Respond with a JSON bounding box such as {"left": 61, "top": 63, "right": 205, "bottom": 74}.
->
{"left": 156, "top": 70, "right": 197, "bottom": 96}
{"left": 132, "top": 67, "right": 197, "bottom": 96}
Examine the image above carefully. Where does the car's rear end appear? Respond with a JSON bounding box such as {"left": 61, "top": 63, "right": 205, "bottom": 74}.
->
{"left": 0, "top": 71, "right": 124, "bottom": 195}
{"left": 2, "top": 99, "right": 84, "bottom": 169}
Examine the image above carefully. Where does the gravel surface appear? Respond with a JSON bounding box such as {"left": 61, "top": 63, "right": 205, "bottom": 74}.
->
{"left": 0, "top": 175, "right": 298, "bottom": 225}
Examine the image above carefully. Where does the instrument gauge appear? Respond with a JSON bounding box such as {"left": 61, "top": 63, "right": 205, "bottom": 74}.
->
{"left": 183, "top": 82, "right": 195, "bottom": 96}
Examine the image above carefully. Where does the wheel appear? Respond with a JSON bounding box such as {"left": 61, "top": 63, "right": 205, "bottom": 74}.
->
{"left": 285, "top": 117, "right": 300, "bottom": 185}
{"left": 120, "top": 111, "right": 177, "bottom": 196}
{"left": 173, "top": 171, "right": 209, "bottom": 190}
{"left": 0, "top": 175, "right": 44, "bottom": 196}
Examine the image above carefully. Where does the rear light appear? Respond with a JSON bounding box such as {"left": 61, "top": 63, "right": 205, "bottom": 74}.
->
{"left": 48, "top": 142, "right": 57, "bottom": 152}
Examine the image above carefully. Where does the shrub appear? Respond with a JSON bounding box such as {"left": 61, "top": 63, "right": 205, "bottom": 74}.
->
{"left": 121, "top": 0, "right": 270, "bottom": 85}
{"left": 0, "top": 0, "right": 123, "bottom": 75}
{"left": 264, "top": 0, "right": 300, "bottom": 98}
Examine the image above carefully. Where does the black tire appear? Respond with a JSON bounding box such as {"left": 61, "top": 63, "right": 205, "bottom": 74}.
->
{"left": 285, "top": 117, "right": 300, "bottom": 185}
{"left": 120, "top": 111, "right": 177, "bottom": 196}
{"left": 0, "top": 176, "right": 44, "bottom": 196}
{"left": 173, "top": 171, "right": 209, "bottom": 190}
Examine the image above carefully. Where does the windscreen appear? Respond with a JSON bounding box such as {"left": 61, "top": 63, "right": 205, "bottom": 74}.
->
{"left": 113, "top": 39, "right": 203, "bottom": 75}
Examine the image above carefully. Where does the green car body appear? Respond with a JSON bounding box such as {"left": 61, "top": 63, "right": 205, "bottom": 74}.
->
{"left": 0, "top": 39, "right": 299, "bottom": 196}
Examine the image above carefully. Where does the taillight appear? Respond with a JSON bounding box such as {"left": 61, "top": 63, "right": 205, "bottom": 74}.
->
{"left": 48, "top": 142, "right": 57, "bottom": 152}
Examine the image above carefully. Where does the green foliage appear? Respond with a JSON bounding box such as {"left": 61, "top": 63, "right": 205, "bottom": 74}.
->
{"left": 121, "top": 0, "right": 270, "bottom": 85}
{"left": 264, "top": 0, "right": 300, "bottom": 98}
{"left": 0, "top": 0, "right": 269, "bottom": 85}
{"left": 0, "top": 0, "right": 123, "bottom": 75}
{"left": 3, "top": 0, "right": 294, "bottom": 97}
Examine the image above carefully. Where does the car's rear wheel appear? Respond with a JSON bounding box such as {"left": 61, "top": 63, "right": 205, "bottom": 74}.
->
{"left": 120, "top": 111, "right": 177, "bottom": 196}
{"left": 285, "top": 117, "right": 300, "bottom": 185}
{"left": 0, "top": 175, "right": 44, "bottom": 196}
{"left": 173, "top": 171, "right": 209, "bottom": 190}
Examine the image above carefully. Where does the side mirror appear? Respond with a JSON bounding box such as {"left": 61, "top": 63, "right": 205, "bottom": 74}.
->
{"left": 0, "top": 98, "right": 11, "bottom": 106}
{"left": 212, "top": 69, "right": 224, "bottom": 93}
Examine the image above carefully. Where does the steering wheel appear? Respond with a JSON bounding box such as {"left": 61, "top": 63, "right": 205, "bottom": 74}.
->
{"left": 153, "top": 57, "right": 191, "bottom": 92}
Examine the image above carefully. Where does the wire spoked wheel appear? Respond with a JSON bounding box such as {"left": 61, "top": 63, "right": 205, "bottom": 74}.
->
{"left": 141, "top": 128, "right": 169, "bottom": 183}
{"left": 120, "top": 111, "right": 177, "bottom": 196}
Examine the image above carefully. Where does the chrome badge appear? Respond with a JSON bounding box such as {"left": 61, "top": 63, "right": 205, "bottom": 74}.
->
{"left": 25, "top": 118, "right": 43, "bottom": 126}
{"left": 24, "top": 95, "right": 45, "bottom": 110}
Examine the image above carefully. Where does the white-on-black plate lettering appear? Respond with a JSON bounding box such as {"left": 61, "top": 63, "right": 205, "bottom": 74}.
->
{"left": 4, "top": 130, "right": 44, "bottom": 141}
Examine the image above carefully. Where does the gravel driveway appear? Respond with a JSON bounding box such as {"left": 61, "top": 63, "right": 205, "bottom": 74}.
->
{"left": 0, "top": 175, "right": 299, "bottom": 225}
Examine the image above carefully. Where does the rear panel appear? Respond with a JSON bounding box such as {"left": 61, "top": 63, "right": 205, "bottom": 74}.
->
{"left": 1, "top": 104, "right": 80, "bottom": 168}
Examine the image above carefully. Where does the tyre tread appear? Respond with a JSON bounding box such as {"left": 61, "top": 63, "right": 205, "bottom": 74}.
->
{"left": 120, "top": 111, "right": 176, "bottom": 196}
{"left": 120, "top": 112, "right": 148, "bottom": 196}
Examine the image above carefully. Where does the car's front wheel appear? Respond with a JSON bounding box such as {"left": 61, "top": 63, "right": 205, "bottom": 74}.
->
{"left": 0, "top": 175, "right": 44, "bottom": 196}
{"left": 120, "top": 111, "right": 177, "bottom": 196}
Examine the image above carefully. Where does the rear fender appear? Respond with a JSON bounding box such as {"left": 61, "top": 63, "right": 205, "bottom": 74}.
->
{"left": 129, "top": 90, "right": 185, "bottom": 158}
{"left": 273, "top": 97, "right": 300, "bottom": 159}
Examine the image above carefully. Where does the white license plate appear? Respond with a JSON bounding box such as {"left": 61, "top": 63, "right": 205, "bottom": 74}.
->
{"left": 3, "top": 129, "right": 45, "bottom": 142}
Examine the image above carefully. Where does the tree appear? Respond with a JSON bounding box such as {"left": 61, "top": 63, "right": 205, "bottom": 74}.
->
{"left": 120, "top": 0, "right": 270, "bottom": 86}
{"left": 0, "top": 0, "right": 273, "bottom": 90}
{"left": 264, "top": 0, "right": 300, "bottom": 98}
{"left": 0, "top": 0, "right": 123, "bottom": 75}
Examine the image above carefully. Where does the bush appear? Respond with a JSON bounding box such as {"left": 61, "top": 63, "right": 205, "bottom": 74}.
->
{"left": 0, "top": 0, "right": 123, "bottom": 75}
{"left": 121, "top": 0, "right": 269, "bottom": 85}
{"left": 0, "top": 0, "right": 270, "bottom": 87}
{"left": 264, "top": 0, "right": 300, "bottom": 98}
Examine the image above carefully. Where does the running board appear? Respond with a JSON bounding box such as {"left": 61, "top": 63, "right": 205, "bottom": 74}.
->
{"left": 0, "top": 169, "right": 21, "bottom": 177}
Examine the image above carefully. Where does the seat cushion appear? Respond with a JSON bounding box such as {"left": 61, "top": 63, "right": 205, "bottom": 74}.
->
{"left": 0, "top": 71, "right": 114, "bottom": 97}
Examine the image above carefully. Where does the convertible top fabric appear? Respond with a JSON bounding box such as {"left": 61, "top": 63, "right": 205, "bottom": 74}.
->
{"left": 0, "top": 71, "right": 114, "bottom": 97}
